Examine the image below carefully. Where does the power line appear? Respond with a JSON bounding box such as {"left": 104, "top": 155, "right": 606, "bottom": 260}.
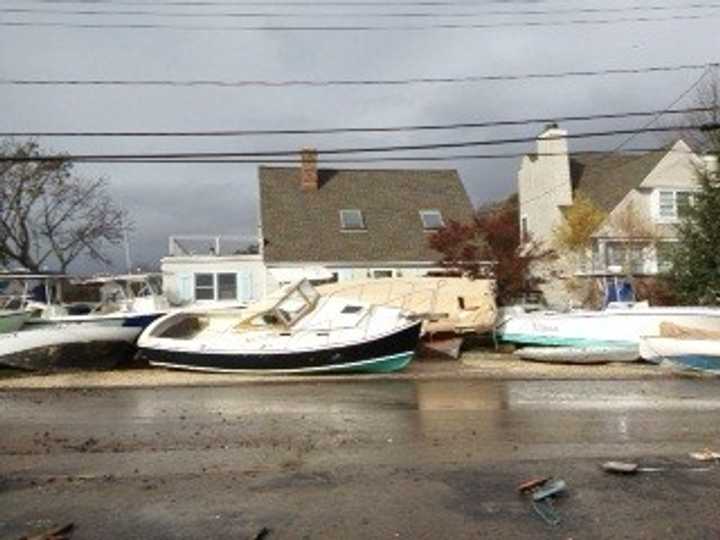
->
{"left": 7, "top": 0, "right": 711, "bottom": 6}
{"left": 0, "top": 147, "right": 702, "bottom": 165}
{"left": 68, "top": 148, "right": 705, "bottom": 164}
{"left": 2, "top": 63, "right": 717, "bottom": 88}
{"left": 1, "top": 107, "right": 713, "bottom": 138}
{"left": 521, "top": 67, "right": 714, "bottom": 208}
{"left": 2, "top": 124, "right": 716, "bottom": 163}
{"left": 2, "top": 12, "right": 719, "bottom": 31}
{"left": 5, "top": 3, "right": 720, "bottom": 18}
{"left": 610, "top": 65, "right": 713, "bottom": 152}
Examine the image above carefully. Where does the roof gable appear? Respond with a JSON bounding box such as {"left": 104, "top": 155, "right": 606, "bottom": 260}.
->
{"left": 259, "top": 167, "right": 475, "bottom": 263}
{"left": 570, "top": 149, "right": 667, "bottom": 213}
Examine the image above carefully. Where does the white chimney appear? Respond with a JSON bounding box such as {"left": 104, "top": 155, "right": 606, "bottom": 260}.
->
{"left": 703, "top": 154, "right": 719, "bottom": 179}
{"left": 537, "top": 123, "right": 569, "bottom": 159}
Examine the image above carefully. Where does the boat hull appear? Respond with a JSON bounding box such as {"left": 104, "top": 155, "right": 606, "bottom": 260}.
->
{"left": 0, "top": 312, "right": 166, "bottom": 370}
{"left": 515, "top": 345, "right": 640, "bottom": 364}
{"left": 139, "top": 321, "right": 422, "bottom": 374}
{"left": 639, "top": 337, "right": 720, "bottom": 373}
{"left": 497, "top": 307, "right": 720, "bottom": 347}
{"left": 0, "top": 311, "right": 27, "bottom": 334}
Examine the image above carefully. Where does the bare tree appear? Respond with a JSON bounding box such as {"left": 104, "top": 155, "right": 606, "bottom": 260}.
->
{"left": 0, "top": 139, "right": 128, "bottom": 272}
{"left": 669, "top": 69, "right": 720, "bottom": 152}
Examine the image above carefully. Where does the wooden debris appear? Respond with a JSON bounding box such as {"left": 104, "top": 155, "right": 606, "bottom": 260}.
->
{"left": 531, "top": 479, "right": 567, "bottom": 501}
{"left": 518, "top": 477, "right": 566, "bottom": 527}
{"left": 602, "top": 461, "right": 639, "bottom": 474}
{"left": 689, "top": 449, "right": 720, "bottom": 462}
{"left": 517, "top": 476, "right": 550, "bottom": 494}
{"left": 18, "top": 522, "right": 74, "bottom": 540}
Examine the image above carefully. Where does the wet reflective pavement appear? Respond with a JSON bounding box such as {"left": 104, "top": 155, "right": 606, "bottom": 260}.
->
{"left": 2, "top": 379, "right": 720, "bottom": 539}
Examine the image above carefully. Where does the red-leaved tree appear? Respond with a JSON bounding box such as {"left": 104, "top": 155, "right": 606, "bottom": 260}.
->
{"left": 428, "top": 196, "right": 551, "bottom": 305}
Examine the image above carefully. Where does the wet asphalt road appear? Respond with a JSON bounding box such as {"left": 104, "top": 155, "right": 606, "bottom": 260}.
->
{"left": 2, "top": 378, "right": 720, "bottom": 539}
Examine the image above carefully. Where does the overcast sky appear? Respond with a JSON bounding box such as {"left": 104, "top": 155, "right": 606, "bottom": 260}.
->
{"left": 1, "top": 0, "right": 718, "bottom": 272}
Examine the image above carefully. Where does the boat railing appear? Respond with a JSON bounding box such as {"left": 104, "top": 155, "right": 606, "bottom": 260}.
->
{"left": 167, "top": 235, "right": 259, "bottom": 257}
{"left": 320, "top": 280, "right": 443, "bottom": 316}
{"left": 0, "top": 294, "right": 31, "bottom": 310}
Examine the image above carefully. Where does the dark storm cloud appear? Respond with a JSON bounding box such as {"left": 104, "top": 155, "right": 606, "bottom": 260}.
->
{"left": 1, "top": 1, "right": 718, "bottom": 270}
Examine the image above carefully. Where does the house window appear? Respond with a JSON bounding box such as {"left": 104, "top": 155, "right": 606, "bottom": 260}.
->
{"left": 657, "top": 190, "right": 694, "bottom": 221}
{"left": 217, "top": 273, "right": 237, "bottom": 300}
{"left": 606, "top": 242, "right": 648, "bottom": 274}
{"left": 340, "top": 209, "right": 366, "bottom": 230}
{"left": 420, "top": 210, "right": 444, "bottom": 230}
{"left": 194, "top": 272, "right": 238, "bottom": 301}
{"left": 521, "top": 216, "right": 529, "bottom": 243}
{"left": 371, "top": 269, "right": 394, "bottom": 279}
{"left": 194, "top": 273, "right": 215, "bottom": 300}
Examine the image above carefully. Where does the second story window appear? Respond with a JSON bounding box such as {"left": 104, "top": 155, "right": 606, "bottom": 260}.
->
{"left": 420, "top": 209, "right": 444, "bottom": 230}
{"left": 340, "top": 209, "right": 366, "bottom": 231}
{"left": 657, "top": 190, "right": 693, "bottom": 221}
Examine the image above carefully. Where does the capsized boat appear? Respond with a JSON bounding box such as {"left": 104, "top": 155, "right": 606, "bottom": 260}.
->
{"left": 0, "top": 325, "right": 139, "bottom": 370}
{"left": 639, "top": 323, "right": 720, "bottom": 373}
{"left": 515, "top": 345, "right": 640, "bottom": 364}
{"left": 137, "top": 279, "right": 422, "bottom": 373}
{"left": 496, "top": 302, "right": 720, "bottom": 347}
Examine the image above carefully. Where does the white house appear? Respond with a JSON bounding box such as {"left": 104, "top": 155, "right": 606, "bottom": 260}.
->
{"left": 161, "top": 236, "right": 266, "bottom": 305}
{"left": 518, "top": 124, "right": 717, "bottom": 305}
{"left": 161, "top": 149, "right": 476, "bottom": 304}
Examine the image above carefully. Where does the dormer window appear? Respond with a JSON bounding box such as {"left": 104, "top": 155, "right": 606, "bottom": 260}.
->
{"left": 420, "top": 210, "right": 444, "bottom": 230}
{"left": 340, "top": 209, "right": 366, "bottom": 231}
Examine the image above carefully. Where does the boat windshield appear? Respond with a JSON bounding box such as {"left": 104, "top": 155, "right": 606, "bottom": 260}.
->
{"left": 275, "top": 288, "right": 313, "bottom": 326}
{"left": 235, "top": 279, "right": 320, "bottom": 330}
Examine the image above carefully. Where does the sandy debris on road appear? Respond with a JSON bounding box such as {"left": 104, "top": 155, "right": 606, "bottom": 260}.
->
{"left": 0, "top": 351, "right": 671, "bottom": 390}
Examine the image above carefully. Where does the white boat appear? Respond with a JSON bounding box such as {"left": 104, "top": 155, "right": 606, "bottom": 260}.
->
{"left": 137, "top": 279, "right": 422, "bottom": 374}
{"left": 0, "top": 274, "right": 169, "bottom": 369}
{"left": 496, "top": 302, "right": 720, "bottom": 347}
{"left": 639, "top": 323, "right": 720, "bottom": 373}
{"left": 515, "top": 345, "right": 640, "bottom": 364}
{"left": 23, "top": 274, "right": 168, "bottom": 331}
{"left": 0, "top": 325, "right": 141, "bottom": 370}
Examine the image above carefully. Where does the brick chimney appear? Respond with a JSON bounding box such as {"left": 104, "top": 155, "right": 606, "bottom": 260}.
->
{"left": 300, "top": 148, "right": 319, "bottom": 191}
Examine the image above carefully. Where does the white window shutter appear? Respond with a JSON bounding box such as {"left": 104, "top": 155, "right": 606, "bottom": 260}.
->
{"left": 237, "top": 271, "right": 253, "bottom": 302}
{"left": 650, "top": 189, "right": 659, "bottom": 221}
{"left": 177, "top": 273, "right": 193, "bottom": 302}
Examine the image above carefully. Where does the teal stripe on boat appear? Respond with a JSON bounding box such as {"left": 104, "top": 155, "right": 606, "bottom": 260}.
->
{"left": 331, "top": 352, "right": 415, "bottom": 374}
{"left": 498, "top": 333, "right": 636, "bottom": 348}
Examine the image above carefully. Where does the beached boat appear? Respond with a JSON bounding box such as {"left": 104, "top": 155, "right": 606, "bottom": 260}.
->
{"left": 639, "top": 323, "right": 720, "bottom": 373}
{"left": 0, "top": 310, "right": 28, "bottom": 334}
{"left": 23, "top": 274, "right": 168, "bottom": 329}
{"left": 0, "top": 325, "right": 140, "bottom": 370}
{"left": 316, "top": 277, "right": 497, "bottom": 336}
{"left": 496, "top": 303, "right": 720, "bottom": 347}
{"left": 514, "top": 345, "right": 640, "bottom": 364}
{"left": 0, "top": 274, "right": 169, "bottom": 370}
{"left": 137, "top": 279, "right": 422, "bottom": 373}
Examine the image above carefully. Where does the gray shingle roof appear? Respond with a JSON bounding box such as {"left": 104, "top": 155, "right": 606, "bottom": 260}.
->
{"left": 259, "top": 167, "right": 475, "bottom": 263}
{"left": 569, "top": 150, "right": 667, "bottom": 212}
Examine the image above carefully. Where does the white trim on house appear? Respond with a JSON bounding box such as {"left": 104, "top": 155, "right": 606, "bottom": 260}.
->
{"left": 651, "top": 188, "right": 698, "bottom": 224}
